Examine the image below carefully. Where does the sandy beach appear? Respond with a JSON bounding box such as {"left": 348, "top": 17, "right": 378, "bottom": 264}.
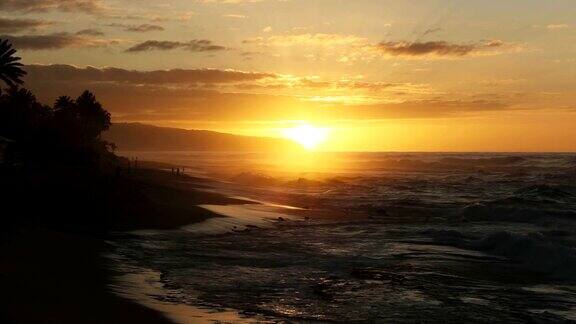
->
{"left": 0, "top": 229, "right": 174, "bottom": 324}
{"left": 0, "top": 166, "right": 257, "bottom": 324}
{"left": 0, "top": 163, "right": 354, "bottom": 323}
{"left": 2, "top": 154, "right": 576, "bottom": 323}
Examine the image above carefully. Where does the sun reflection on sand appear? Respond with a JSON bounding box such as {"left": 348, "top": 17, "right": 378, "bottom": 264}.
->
{"left": 109, "top": 267, "right": 267, "bottom": 324}
{"left": 184, "top": 204, "right": 300, "bottom": 235}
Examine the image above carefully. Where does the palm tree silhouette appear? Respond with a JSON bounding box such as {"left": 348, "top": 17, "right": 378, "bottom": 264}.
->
{"left": 54, "top": 96, "right": 76, "bottom": 111}
{"left": 0, "top": 40, "right": 26, "bottom": 88}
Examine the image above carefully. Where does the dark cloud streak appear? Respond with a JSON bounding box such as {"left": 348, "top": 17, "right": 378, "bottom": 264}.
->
{"left": 23, "top": 64, "right": 512, "bottom": 123}
{"left": 1, "top": 33, "right": 115, "bottom": 50}
{"left": 26, "top": 64, "right": 277, "bottom": 84}
{"left": 0, "top": 18, "right": 53, "bottom": 33}
{"left": 0, "top": 0, "right": 104, "bottom": 14}
{"left": 126, "top": 39, "right": 227, "bottom": 53}
{"left": 107, "top": 23, "right": 165, "bottom": 32}
{"left": 125, "top": 24, "right": 164, "bottom": 32}
{"left": 375, "top": 40, "right": 504, "bottom": 57}
{"left": 76, "top": 28, "right": 104, "bottom": 36}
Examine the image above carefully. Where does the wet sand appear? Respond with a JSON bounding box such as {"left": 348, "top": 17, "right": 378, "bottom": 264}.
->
{"left": 109, "top": 267, "right": 269, "bottom": 324}
{"left": 0, "top": 167, "right": 252, "bottom": 324}
{"left": 0, "top": 229, "right": 174, "bottom": 324}
{"left": 0, "top": 164, "right": 379, "bottom": 323}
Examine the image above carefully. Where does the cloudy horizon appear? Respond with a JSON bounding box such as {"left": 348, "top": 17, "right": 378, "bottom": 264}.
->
{"left": 2, "top": 0, "right": 576, "bottom": 151}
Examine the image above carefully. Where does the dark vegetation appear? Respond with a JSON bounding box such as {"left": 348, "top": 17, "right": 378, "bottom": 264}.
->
{"left": 0, "top": 87, "right": 114, "bottom": 167}
{"left": 0, "top": 41, "right": 228, "bottom": 237}
{"left": 0, "top": 40, "right": 242, "bottom": 324}
{"left": 0, "top": 40, "right": 125, "bottom": 236}
{"left": 0, "top": 40, "right": 26, "bottom": 88}
{"left": 0, "top": 40, "right": 173, "bottom": 324}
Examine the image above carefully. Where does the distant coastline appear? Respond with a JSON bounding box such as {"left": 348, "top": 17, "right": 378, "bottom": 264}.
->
{"left": 104, "top": 123, "right": 301, "bottom": 152}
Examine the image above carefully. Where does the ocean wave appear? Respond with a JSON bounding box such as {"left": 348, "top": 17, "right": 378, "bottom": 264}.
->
{"left": 515, "top": 184, "right": 576, "bottom": 200}
{"left": 230, "top": 172, "right": 279, "bottom": 186}
{"left": 355, "top": 156, "right": 535, "bottom": 173}
{"left": 439, "top": 156, "right": 528, "bottom": 166}
{"left": 230, "top": 172, "right": 357, "bottom": 190}
{"left": 459, "top": 184, "right": 576, "bottom": 223}
{"left": 284, "top": 177, "right": 327, "bottom": 188}
{"left": 420, "top": 228, "right": 576, "bottom": 280}
{"left": 474, "top": 231, "right": 576, "bottom": 280}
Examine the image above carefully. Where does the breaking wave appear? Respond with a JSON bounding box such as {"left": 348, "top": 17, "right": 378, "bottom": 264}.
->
{"left": 112, "top": 152, "right": 576, "bottom": 323}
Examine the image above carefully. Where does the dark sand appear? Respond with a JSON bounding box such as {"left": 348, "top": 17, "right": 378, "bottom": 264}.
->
{"left": 111, "top": 168, "right": 249, "bottom": 230}
{"left": 0, "top": 230, "right": 174, "bottom": 324}
{"left": 0, "top": 167, "right": 249, "bottom": 324}
{"left": 0, "top": 165, "right": 374, "bottom": 323}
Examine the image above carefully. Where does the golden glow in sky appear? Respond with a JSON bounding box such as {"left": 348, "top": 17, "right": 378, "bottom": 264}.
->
{"left": 6, "top": 0, "right": 576, "bottom": 151}
{"left": 282, "top": 124, "right": 331, "bottom": 150}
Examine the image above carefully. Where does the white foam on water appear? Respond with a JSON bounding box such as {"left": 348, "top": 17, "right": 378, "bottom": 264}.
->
{"left": 182, "top": 204, "right": 301, "bottom": 235}
{"left": 227, "top": 196, "right": 304, "bottom": 210}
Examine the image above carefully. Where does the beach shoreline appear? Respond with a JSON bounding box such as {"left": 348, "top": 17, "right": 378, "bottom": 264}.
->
{"left": 0, "top": 166, "right": 253, "bottom": 324}
{"left": 0, "top": 229, "right": 175, "bottom": 324}
{"left": 4, "top": 153, "right": 574, "bottom": 323}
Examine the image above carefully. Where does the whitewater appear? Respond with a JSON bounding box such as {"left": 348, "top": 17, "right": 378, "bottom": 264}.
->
{"left": 109, "top": 152, "right": 576, "bottom": 323}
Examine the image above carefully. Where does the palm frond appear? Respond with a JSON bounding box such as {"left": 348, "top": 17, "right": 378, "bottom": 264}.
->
{"left": 0, "top": 39, "right": 26, "bottom": 87}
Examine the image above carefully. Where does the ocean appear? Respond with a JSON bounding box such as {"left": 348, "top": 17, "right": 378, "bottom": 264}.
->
{"left": 109, "top": 152, "right": 576, "bottom": 323}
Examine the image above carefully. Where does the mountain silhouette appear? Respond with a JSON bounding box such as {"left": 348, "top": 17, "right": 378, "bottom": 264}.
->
{"left": 104, "top": 123, "right": 302, "bottom": 152}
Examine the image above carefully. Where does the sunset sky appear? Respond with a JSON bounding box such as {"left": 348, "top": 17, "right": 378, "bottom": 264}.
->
{"left": 2, "top": 0, "right": 576, "bottom": 151}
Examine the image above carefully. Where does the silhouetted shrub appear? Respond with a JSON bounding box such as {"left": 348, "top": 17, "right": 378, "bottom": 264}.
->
{"left": 0, "top": 87, "right": 115, "bottom": 167}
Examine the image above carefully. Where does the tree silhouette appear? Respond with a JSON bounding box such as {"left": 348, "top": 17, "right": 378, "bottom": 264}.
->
{"left": 0, "top": 40, "right": 26, "bottom": 88}
{"left": 54, "top": 96, "right": 76, "bottom": 112}
{"left": 0, "top": 41, "right": 115, "bottom": 167}
{"left": 53, "top": 96, "right": 78, "bottom": 127}
{"left": 0, "top": 87, "right": 49, "bottom": 140}
{"left": 76, "top": 90, "right": 112, "bottom": 142}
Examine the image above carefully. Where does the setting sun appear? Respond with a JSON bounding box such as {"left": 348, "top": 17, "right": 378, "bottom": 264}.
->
{"left": 282, "top": 124, "right": 331, "bottom": 150}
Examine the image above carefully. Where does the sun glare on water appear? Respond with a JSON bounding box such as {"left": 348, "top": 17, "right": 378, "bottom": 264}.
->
{"left": 282, "top": 124, "right": 331, "bottom": 150}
